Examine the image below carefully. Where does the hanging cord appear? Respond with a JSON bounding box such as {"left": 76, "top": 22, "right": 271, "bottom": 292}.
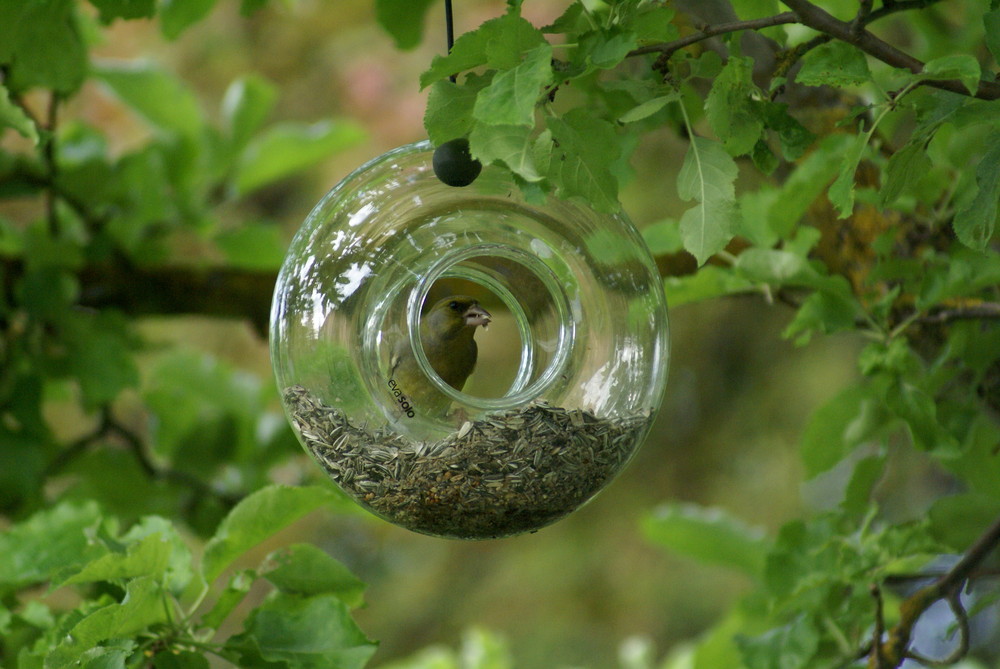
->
{"left": 445, "top": 0, "right": 456, "bottom": 82}
{"left": 445, "top": 0, "right": 455, "bottom": 53}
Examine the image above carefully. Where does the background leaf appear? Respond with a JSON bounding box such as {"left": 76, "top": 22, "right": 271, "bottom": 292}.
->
{"left": 201, "top": 485, "right": 344, "bottom": 584}
{"left": 643, "top": 503, "right": 770, "bottom": 579}
{"left": 233, "top": 120, "right": 366, "bottom": 194}
{"left": 375, "top": 0, "right": 437, "bottom": 50}
{"left": 953, "top": 132, "right": 1000, "bottom": 249}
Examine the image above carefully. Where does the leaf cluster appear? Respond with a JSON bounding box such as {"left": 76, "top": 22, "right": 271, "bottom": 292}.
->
{"left": 0, "top": 485, "right": 374, "bottom": 669}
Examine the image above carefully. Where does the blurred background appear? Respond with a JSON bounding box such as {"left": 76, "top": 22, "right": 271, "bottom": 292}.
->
{"left": 42, "top": 0, "right": 869, "bottom": 665}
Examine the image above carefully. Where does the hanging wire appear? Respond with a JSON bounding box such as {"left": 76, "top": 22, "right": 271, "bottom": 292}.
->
{"left": 444, "top": 0, "right": 455, "bottom": 53}
{"left": 445, "top": 0, "right": 457, "bottom": 83}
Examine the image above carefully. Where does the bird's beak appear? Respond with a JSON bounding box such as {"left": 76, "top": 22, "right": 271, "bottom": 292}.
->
{"left": 464, "top": 303, "right": 492, "bottom": 328}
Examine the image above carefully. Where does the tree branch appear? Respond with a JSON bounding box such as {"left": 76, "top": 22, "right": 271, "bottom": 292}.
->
{"left": 77, "top": 261, "right": 276, "bottom": 335}
{"left": 782, "top": 0, "right": 1000, "bottom": 100}
{"left": 1, "top": 258, "right": 276, "bottom": 335}
{"left": 869, "top": 512, "right": 1000, "bottom": 668}
{"left": 916, "top": 303, "right": 1000, "bottom": 325}
{"left": 629, "top": 0, "right": 1000, "bottom": 101}
{"left": 628, "top": 12, "right": 799, "bottom": 59}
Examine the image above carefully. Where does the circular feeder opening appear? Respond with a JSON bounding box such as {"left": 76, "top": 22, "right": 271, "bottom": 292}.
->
{"left": 407, "top": 247, "right": 574, "bottom": 413}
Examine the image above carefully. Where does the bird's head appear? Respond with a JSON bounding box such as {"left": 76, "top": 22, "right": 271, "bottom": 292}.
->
{"left": 423, "top": 295, "right": 492, "bottom": 339}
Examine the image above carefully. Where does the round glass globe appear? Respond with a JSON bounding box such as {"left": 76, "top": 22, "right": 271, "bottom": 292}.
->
{"left": 270, "top": 141, "right": 669, "bottom": 539}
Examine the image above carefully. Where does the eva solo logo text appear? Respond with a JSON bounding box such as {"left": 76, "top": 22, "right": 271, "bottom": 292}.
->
{"left": 387, "top": 378, "right": 416, "bottom": 418}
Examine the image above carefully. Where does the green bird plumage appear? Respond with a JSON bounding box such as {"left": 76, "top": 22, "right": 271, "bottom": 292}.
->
{"left": 388, "top": 296, "right": 492, "bottom": 417}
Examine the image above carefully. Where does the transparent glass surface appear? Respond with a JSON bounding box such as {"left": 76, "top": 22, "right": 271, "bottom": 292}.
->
{"left": 270, "top": 141, "right": 669, "bottom": 539}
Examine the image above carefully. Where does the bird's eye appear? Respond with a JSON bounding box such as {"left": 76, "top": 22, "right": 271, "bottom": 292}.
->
{"left": 449, "top": 301, "right": 459, "bottom": 310}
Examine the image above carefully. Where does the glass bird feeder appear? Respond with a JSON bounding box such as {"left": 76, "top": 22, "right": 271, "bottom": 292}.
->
{"left": 270, "top": 141, "right": 669, "bottom": 539}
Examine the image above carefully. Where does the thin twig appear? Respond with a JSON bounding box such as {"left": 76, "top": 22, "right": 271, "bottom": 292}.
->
{"left": 627, "top": 13, "right": 799, "bottom": 59}
{"left": 853, "top": 0, "right": 874, "bottom": 37}
{"left": 43, "top": 408, "right": 113, "bottom": 476}
{"left": 106, "top": 416, "right": 243, "bottom": 508}
{"left": 916, "top": 303, "right": 1000, "bottom": 325}
{"left": 870, "top": 584, "right": 887, "bottom": 669}
{"left": 44, "top": 92, "right": 59, "bottom": 235}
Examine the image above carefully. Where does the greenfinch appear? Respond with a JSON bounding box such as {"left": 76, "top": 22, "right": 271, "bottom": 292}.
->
{"left": 388, "top": 296, "right": 491, "bottom": 418}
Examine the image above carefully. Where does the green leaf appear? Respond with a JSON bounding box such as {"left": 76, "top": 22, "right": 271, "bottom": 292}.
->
{"left": 705, "top": 56, "right": 763, "bottom": 156}
{"left": 928, "top": 493, "right": 1000, "bottom": 550}
{"left": 94, "top": 60, "right": 204, "bottom": 138}
{"left": 884, "top": 381, "right": 952, "bottom": 451}
{"left": 459, "top": 628, "right": 512, "bottom": 669}
{"left": 215, "top": 224, "right": 287, "bottom": 271}
{"left": 986, "top": 11, "right": 1000, "bottom": 65}
{"left": 0, "top": 501, "right": 104, "bottom": 591}
{"left": 618, "top": 93, "right": 679, "bottom": 124}
{"left": 120, "top": 516, "right": 194, "bottom": 594}
{"left": 922, "top": 54, "right": 981, "bottom": 95}
{"left": 827, "top": 132, "right": 868, "bottom": 218}
{"left": 759, "top": 101, "right": 814, "bottom": 161}
{"left": 201, "top": 485, "right": 344, "bottom": 584}
{"left": 643, "top": 502, "right": 770, "bottom": 578}
{"left": 88, "top": 0, "right": 155, "bottom": 23}
{"left": 222, "top": 75, "right": 278, "bottom": 151}
{"left": 782, "top": 282, "right": 861, "bottom": 343}
{"left": 262, "top": 544, "right": 366, "bottom": 608}
{"left": 234, "top": 119, "right": 366, "bottom": 194}
{"left": 472, "top": 44, "right": 552, "bottom": 127}
{"left": 47, "top": 577, "right": 168, "bottom": 669}
{"left": 240, "top": 0, "right": 267, "bottom": 15}
{"left": 641, "top": 219, "right": 683, "bottom": 255}
{"left": 765, "top": 134, "right": 848, "bottom": 237}
{"left": 375, "top": 0, "right": 436, "bottom": 49}
{"left": 795, "top": 41, "right": 871, "bottom": 88}
{"left": 227, "top": 592, "right": 377, "bottom": 669}
{"left": 737, "top": 616, "right": 819, "bottom": 669}
{"left": 953, "top": 132, "right": 1000, "bottom": 250}
{"left": 420, "top": 12, "right": 547, "bottom": 88}
{"left": 199, "top": 570, "right": 255, "bottom": 630}
{"left": 469, "top": 124, "right": 543, "bottom": 181}
{"left": 63, "top": 311, "right": 140, "bottom": 409}
{"left": 801, "top": 386, "right": 882, "bottom": 478}
{"left": 54, "top": 516, "right": 193, "bottom": 594}
{"left": 0, "top": 0, "right": 87, "bottom": 94}
{"left": 731, "top": 0, "right": 779, "bottom": 20}
{"left": 58, "top": 532, "right": 171, "bottom": 588}
{"left": 630, "top": 5, "right": 677, "bottom": 44}
{"left": 153, "top": 650, "right": 211, "bottom": 669}
{"left": 577, "top": 28, "right": 638, "bottom": 72}
{"left": 880, "top": 140, "right": 932, "bottom": 207}
{"left": 77, "top": 639, "right": 138, "bottom": 669}
{"left": 663, "top": 266, "right": 755, "bottom": 307}
{"left": 159, "top": 0, "right": 217, "bottom": 39}
{"left": 424, "top": 79, "right": 479, "bottom": 145}
{"left": 679, "top": 201, "right": 738, "bottom": 267}
{"left": 0, "top": 83, "right": 39, "bottom": 144}
{"left": 842, "top": 455, "right": 885, "bottom": 517}
{"left": 676, "top": 137, "right": 739, "bottom": 265}
{"left": 546, "top": 108, "right": 621, "bottom": 212}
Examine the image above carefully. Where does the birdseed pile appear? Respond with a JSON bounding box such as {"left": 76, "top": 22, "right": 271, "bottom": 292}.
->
{"left": 283, "top": 385, "right": 649, "bottom": 539}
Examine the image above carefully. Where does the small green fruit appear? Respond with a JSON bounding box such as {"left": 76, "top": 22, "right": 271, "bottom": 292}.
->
{"left": 433, "top": 138, "right": 482, "bottom": 187}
